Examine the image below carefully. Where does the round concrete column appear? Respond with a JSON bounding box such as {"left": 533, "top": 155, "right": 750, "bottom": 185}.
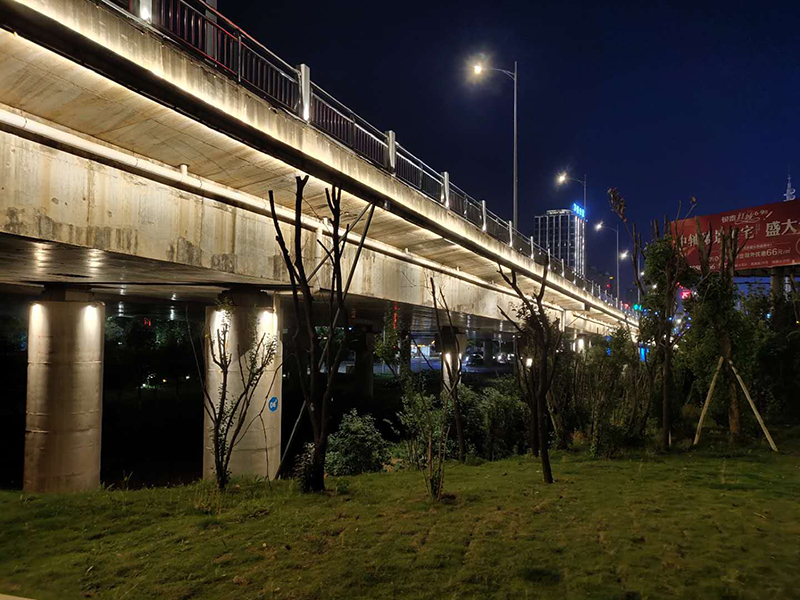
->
{"left": 24, "top": 299, "right": 105, "bottom": 492}
{"left": 203, "top": 293, "right": 282, "bottom": 481}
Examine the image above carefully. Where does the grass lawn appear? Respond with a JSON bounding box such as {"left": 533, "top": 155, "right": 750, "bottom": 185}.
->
{"left": 1, "top": 433, "right": 799, "bottom": 599}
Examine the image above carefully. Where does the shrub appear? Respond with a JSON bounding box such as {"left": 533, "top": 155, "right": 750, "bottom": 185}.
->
{"left": 398, "top": 389, "right": 452, "bottom": 500}
{"left": 582, "top": 328, "right": 651, "bottom": 457}
{"left": 459, "top": 380, "right": 528, "bottom": 461}
{"left": 325, "top": 410, "right": 390, "bottom": 476}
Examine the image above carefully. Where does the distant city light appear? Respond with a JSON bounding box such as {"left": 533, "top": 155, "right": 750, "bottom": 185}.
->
{"left": 473, "top": 64, "right": 483, "bottom": 74}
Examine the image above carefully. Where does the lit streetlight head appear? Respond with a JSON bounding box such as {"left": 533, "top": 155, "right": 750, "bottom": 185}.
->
{"left": 595, "top": 221, "right": 604, "bottom": 231}
{"left": 473, "top": 64, "right": 483, "bottom": 75}
{"left": 557, "top": 172, "right": 568, "bottom": 185}
{"left": 621, "top": 250, "right": 629, "bottom": 259}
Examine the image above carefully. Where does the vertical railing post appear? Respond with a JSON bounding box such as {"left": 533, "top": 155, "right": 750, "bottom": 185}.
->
{"left": 530, "top": 235, "right": 535, "bottom": 259}
{"left": 442, "top": 172, "right": 450, "bottom": 208}
{"left": 507, "top": 220, "right": 513, "bottom": 247}
{"left": 298, "top": 63, "right": 311, "bottom": 122}
{"left": 139, "top": 0, "right": 153, "bottom": 20}
{"left": 237, "top": 31, "right": 242, "bottom": 83}
{"left": 349, "top": 111, "right": 356, "bottom": 149}
{"left": 385, "top": 130, "right": 396, "bottom": 174}
{"left": 481, "top": 200, "right": 487, "bottom": 232}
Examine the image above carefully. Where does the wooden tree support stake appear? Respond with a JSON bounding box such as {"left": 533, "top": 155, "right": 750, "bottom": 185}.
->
{"left": 728, "top": 360, "right": 778, "bottom": 452}
{"left": 693, "top": 356, "right": 724, "bottom": 446}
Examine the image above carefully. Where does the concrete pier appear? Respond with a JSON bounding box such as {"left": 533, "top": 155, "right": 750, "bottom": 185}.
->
{"left": 203, "top": 291, "right": 282, "bottom": 481}
{"left": 24, "top": 291, "right": 105, "bottom": 492}
{"left": 352, "top": 328, "right": 375, "bottom": 400}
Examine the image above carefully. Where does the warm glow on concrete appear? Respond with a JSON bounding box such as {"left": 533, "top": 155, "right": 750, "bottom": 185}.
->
{"left": 204, "top": 296, "right": 282, "bottom": 481}
{"left": 25, "top": 300, "right": 105, "bottom": 492}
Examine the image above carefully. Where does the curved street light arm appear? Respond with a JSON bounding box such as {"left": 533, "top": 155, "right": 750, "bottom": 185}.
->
{"left": 487, "top": 67, "right": 516, "bottom": 80}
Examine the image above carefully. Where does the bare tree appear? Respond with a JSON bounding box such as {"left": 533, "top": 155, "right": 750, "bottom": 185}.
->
{"left": 268, "top": 176, "right": 375, "bottom": 492}
{"left": 498, "top": 261, "right": 562, "bottom": 484}
{"left": 200, "top": 299, "right": 278, "bottom": 490}
{"left": 430, "top": 278, "right": 466, "bottom": 463}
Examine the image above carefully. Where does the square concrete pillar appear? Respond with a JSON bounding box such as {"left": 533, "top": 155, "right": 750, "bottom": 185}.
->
{"left": 352, "top": 328, "right": 375, "bottom": 400}
{"left": 482, "top": 338, "right": 495, "bottom": 366}
{"left": 24, "top": 297, "right": 105, "bottom": 492}
{"left": 203, "top": 292, "right": 282, "bottom": 481}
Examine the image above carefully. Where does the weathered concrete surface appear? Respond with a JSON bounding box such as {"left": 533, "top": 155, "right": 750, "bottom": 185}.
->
{"left": 24, "top": 296, "right": 104, "bottom": 492}
{"left": 0, "top": 1, "right": 635, "bottom": 332}
{"left": 203, "top": 293, "right": 282, "bottom": 481}
{"left": 0, "top": 128, "right": 530, "bottom": 325}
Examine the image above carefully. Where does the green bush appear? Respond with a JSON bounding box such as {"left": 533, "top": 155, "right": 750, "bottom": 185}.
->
{"left": 458, "top": 380, "right": 528, "bottom": 461}
{"left": 325, "top": 410, "right": 390, "bottom": 476}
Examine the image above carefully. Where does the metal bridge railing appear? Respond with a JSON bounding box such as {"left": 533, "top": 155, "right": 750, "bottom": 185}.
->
{"left": 152, "top": 0, "right": 300, "bottom": 111}
{"left": 105, "top": 0, "right": 636, "bottom": 321}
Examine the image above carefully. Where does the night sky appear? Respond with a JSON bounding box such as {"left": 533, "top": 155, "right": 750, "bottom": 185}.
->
{"left": 224, "top": 0, "right": 799, "bottom": 293}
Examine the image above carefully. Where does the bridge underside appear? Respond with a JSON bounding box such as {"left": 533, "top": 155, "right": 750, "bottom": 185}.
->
{"left": 0, "top": 0, "right": 635, "bottom": 493}
{"left": 0, "top": 233, "right": 517, "bottom": 338}
{"left": 0, "top": 10, "right": 631, "bottom": 335}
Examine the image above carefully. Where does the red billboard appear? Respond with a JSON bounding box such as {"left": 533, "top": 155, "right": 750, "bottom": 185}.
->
{"left": 674, "top": 200, "right": 800, "bottom": 271}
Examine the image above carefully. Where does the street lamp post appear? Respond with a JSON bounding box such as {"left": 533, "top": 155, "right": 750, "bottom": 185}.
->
{"left": 556, "top": 172, "right": 587, "bottom": 214}
{"left": 474, "top": 61, "right": 519, "bottom": 229}
{"left": 557, "top": 171, "right": 588, "bottom": 276}
{"left": 595, "top": 221, "right": 622, "bottom": 305}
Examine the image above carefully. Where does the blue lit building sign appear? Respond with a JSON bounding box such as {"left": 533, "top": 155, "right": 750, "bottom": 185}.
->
{"left": 572, "top": 203, "right": 586, "bottom": 219}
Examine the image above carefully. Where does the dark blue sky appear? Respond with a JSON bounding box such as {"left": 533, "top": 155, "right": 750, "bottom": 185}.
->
{"left": 225, "top": 0, "right": 799, "bottom": 291}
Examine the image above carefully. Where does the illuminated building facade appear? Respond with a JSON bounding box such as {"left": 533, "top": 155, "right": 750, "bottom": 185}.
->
{"left": 532, "top": 204, "right": 586, "bottom": 276}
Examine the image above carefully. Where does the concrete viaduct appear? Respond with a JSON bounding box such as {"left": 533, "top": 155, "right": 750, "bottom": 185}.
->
{"left": 0, "top": 0, "right": 637, "bottom": 491}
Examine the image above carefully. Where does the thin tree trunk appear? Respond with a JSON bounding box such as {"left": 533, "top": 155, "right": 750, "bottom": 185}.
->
{"left": 530, "top": 400, "right": 540, "bottom": 457}
{"left": 720, "top": 335, "right": 741, "bottom": 441}
{"left": 309, "top": 435, "right": 327, "bottom": 492}
{"left": 538, "top": 389, "right": 553, "bottom": 483}
{"left": 662, "top": 343, "right": 672, "bottom": 450}
{"left": 453, "top": 396, "right": 465, "bottom": 463}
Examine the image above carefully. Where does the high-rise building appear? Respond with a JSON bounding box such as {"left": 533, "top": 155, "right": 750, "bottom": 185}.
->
{"left": 532, "top": 204, "right": 586, "bottom": 276}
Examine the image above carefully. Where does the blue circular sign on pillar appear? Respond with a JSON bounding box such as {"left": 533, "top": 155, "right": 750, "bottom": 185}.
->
{"left": 268, "top": 396, "right": 279, "bottom": 412}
